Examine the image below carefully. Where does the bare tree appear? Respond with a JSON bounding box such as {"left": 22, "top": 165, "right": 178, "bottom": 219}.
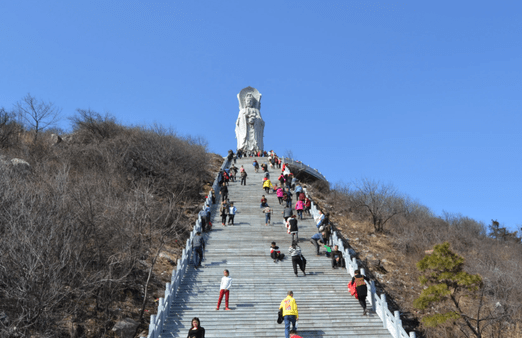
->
{"left": 351, "top": 179, "right": 403, "bottom": 232}
{"left": 15, "top": 93, "right": 61, "bottom": 143}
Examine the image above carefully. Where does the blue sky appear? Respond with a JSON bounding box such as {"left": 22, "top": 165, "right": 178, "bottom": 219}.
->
{"left": 1, "top": 1, "right": 521, "bottom": 231}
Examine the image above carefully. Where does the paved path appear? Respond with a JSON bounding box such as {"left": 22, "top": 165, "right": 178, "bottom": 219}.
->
{"left": 160, "top": 157, "right": 393, "bottom": 338}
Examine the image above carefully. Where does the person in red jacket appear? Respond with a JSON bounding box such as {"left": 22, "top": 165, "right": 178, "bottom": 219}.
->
{"left": 289, "top": 330, "right": 302, "bottom": 338}
{"left": 304, "top": 198, "right": 311, "bottom": 216}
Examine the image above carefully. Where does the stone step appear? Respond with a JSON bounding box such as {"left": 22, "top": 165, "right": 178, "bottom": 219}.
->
{"left": 159, "top": 157, "right": 392, "bottom": 338}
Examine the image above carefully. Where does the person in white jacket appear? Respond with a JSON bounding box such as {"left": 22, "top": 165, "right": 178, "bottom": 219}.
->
{"left": 216, "top": 269, "right": 233, "bottom": 310}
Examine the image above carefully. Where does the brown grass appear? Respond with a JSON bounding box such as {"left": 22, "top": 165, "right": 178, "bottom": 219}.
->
{"left": 0, "top": 112, "right": 223, "bottom": 338}
{"left": 306, "top": 182, "right": 522, "bottom": 338}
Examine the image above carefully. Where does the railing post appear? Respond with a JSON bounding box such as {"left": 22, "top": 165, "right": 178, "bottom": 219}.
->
{"left": 394, "top": 311, "right": 402, "bottom": 338}
{"left": 165, "top": 283, "right": 171, "bottom": 317}
{"left": 381, "top": 294, "right": 387, "bottom": 328}
{"left": 147, "top": 156, "right": 230, "bottom": 338}
{"left": 149, "top": 315, "right": 156, "bottom": 337}
{"left": 158, "top": 297, "right": 165, "bottom": 323}
{"left": 370, "top": 280, "right": 376, "bottom": 312}
{"left": 172, "top": 276, "right": 178, "bottom": 298}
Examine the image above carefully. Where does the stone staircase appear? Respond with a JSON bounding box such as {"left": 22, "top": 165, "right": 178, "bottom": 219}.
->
{"left": 159, "top": 157, "right": 393, "bottom": 338}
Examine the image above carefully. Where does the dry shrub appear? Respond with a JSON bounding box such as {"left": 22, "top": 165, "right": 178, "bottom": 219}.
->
{"left": 324, "top": 182, "right": 522, "bottom": 337}
{"left": 0, "top": 111, "right": 213, "bottom": 337}
{"left": 0, "top": 108, "right": 22, "bottom": 150}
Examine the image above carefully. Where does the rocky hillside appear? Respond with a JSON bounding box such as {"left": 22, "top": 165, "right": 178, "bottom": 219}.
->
{"left": 0, "top": 110, "right": 221, "bottom": 338}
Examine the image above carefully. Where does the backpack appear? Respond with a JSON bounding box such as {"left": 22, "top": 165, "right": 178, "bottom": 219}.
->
{"left": 221, "top": 206, "right": 229, "bottom": 216}
{"left": 348, "top": 281, "right": 359, "bottom": 299}
{"left": 277, "top": 308, "right": 283, "bottom": 324}
{"left": 300, "top": 254, "right": 307, "bottom": 267}
{"left": 289, "top": 218, "right": 298, "bottom": 232}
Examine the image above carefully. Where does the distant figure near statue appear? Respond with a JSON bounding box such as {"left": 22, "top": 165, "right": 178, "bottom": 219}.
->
{"left": 235, "top": 86, "right": 264, "bottom": 154}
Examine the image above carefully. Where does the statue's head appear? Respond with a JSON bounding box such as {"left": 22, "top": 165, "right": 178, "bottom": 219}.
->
{"left": 245, "top": 93, "right": 255, "bottom": 108}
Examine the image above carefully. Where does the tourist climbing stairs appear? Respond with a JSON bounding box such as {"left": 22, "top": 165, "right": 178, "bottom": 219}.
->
{"left": 159, "top": 157, "right": 393, "bottom": 338}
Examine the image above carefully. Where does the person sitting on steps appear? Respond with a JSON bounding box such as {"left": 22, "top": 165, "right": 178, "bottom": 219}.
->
{"left": 260, "top": 195, "right": 268, "bottom": 208}
{"left": 270, "top": 242, "right": 284, "bottom": 262}
{"left": 331, "top": 245, "right": 346, "bottom": 269}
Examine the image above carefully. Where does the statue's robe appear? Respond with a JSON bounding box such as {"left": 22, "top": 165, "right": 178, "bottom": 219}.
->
{"left": 235, "top": 107, "right": 264, "bottom": 152}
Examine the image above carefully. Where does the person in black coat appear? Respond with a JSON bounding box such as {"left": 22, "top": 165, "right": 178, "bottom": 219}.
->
{"left": 187, "top": 317, "right": 205, "bottom": 338}
{"left": 331, "top": 245, "right": 345, "bottom": 269}
{"left": 351, "top": 270, "right": 370, "bottom": 315}
{"left": 270, "top": 242, "right": 284, "bottom": 262}
{"left": 220, "top": 182, "right": 228, "bottom": 202}
{"left": 288, "top": 215, "right": 298, "bottom": 243}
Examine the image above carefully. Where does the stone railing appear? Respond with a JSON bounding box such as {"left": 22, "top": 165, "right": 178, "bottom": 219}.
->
{"left": 283, "top": 157, "right": 327, "bottom": 182}
{"left": 145, "top": 157, "right": 230, "bottom": 338}
{"left": 304, "top": 188, "right": 416, "bottom": 338}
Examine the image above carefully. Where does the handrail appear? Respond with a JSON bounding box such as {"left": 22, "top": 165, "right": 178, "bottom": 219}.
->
{"left": 146, "top": 157, "right": 415, "bottom": 338}
{"left": 283, "top": 157, "right": 328, "bottom": 182}
{"left": 145, "top": 157, "right": 230, "bottom": 338}
{"left": 303, "top": 187, "right": 416, "bottom": 338}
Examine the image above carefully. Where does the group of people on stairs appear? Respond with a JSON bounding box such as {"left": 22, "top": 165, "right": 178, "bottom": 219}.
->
{"left": 187, "top": 151, "right": 373, "bottom": 338}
